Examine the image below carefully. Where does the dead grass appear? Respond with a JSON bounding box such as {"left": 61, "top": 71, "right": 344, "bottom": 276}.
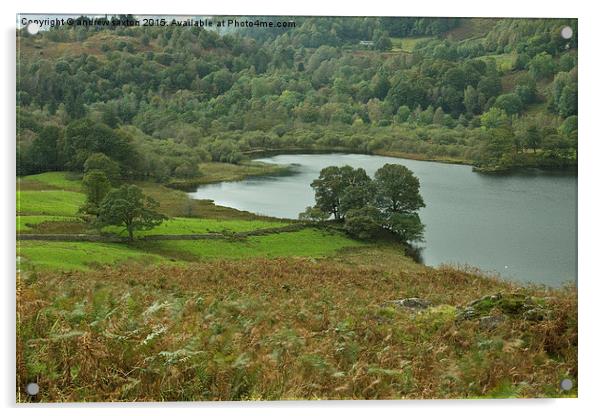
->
{"left": 17, "top": 258, "right": 577, "bottom": 401}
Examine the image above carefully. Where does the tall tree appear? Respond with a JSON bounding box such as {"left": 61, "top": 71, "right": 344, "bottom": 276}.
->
{"left": 84, "top": 153, "right": 121, "bottom": 185}
{"left": 97, "top": 184, "right": 166, "bottom": 240}
{"left": 310, "top": 165, "right": 371, "bottom": 220}
{"left": 29, "top": 125, "right": 62, "bottom": 172}
{"left": 374, "top": 164, "right": 425, "bottom": 214}
{"left": 80, "top": 170, "right": 111, "bottom": 217}
{"left": 374, "top": 164, "right": 426, "bottom": 242}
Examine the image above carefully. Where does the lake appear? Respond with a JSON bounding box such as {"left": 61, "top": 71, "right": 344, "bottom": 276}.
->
{"left": 189, "top": 154, "right": 577, "bottom": 286}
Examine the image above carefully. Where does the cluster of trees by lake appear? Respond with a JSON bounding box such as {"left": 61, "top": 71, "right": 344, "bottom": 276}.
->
{"left": 302, "top": 164, "right": 425, "bottom": 242}
{"left": 17, "top": 17, "right": 577, "bottom": 182}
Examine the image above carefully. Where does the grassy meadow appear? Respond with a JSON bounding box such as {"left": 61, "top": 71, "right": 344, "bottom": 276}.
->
{"left": 16, "top": 170, "right": 577, "bottom": 401}
{"left": 390, "top": 36, "right": 433, "bottom": 53}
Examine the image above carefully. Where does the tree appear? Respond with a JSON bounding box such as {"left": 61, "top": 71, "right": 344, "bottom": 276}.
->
{"left": 307, "top": 163, "right": 425, "bottom": 243}
{"left": 396, "top": 105, "right": 411, "bottom": 123}
{"left": 310, "top": 165, "right": 370, "bottom": 220}
{"left": 344, "top": 206, "right": 383, "bottom": 240}
{"left": 525, "top": 125, "right": 542, "bottom": 153}
{"left": 387, "top": 212, "right": 425, "bottom": 242}
{"left": 373, "top": 164, "right": 426, "bottom": 242}
{"left": 97, "top": 185, "right": 166, "bottom": 240}
{"left": 374, "top": 164, "right": 425, "bottom": 214}
{"left": 477, "top": 126, "right": 514, "bottom": 166}
{"left": 373, "top": 32, "right": 392, "bottom": 51}
{"left": 493, "top": 93, "right": 523, "bottom": 116}
{"left": 80, "top": 170, "right": 111, "bottom": 217}
{"left": 63, "top": 118, "right": 135, "bottom": 171}
{"left": 173, "top": 160, "right": 200, "bottom": 178}
{"left": 298, "top": 206, "right": 330, "bottom": 222}
{"left": 514, "top": 73, "right": 537, "bottom": 104}
{"left": 29, "top": 125, "right": 62, "bottom": 172}
{"left": 559, "top": 116, "right": 578, "bottom": 137}
{"left": 558, "top": 83, "right": 577, "bottom": 117}
{"left": 433, "top": 107, "right": 445, "bottom": 125}
{"left": 339, "top": 176, "right": 376, "bottom": 218}
{"left": 529, "top": 52, "right": 555, "bottom": 80}
{"left": 84, "top": 152, "right": 121, "bottom": 185}
{"left": 463, "top": 85, "right": 481, "bottom": 115}
{"left": 477, "top": 74, "right": 502, "bottom": 100}
{"left": 371, "top": 72, "right": 391, "bottom": 100}
{"left": 480, "top": 107, "right": 509, "bottom": 129}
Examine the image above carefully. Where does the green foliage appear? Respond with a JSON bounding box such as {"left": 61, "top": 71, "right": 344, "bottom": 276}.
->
{"left": 528, "top": 52, "right": 556, "bottom": 80}
{"left": 310, "top": 166, "right": 371, "bottom": 220}
{"left": 373, "top": 164, "right": 425, "bottom": 242}
{"left": 63, "top": 118, "right": 135, "bottom": 171}
{"left": 298, "top": 206, "right": 330, "bottom": 223}
{"left": 558, "top": 83, "right": 577, "bottom": 118}
{"left": 29, "top": 125, "right": 62, "bottom": 172}
{"left": 374, "top": 164, "right": 425, "bottom": 214}
{"left": 16, "top": 17, "right": 577, "bottom": 177}
{"left": 81, "top": 170, "right": 111, "bottom": 217}
{"left": 308, "top": 163, "right": 425, "bottom": 242}
{"left": 513, "top": 73, "right": 537, "bottom": 105}
{"left": 480, "top": 107, "right": 509, "bottom": 129}
{"left": 560, "top": 116, "right": 577, "bottom": 137}
{"left": 343, "top": 206, "right": 383, "bottom": 240}
{"left": 84, "top": 153, "right": 121, "bottom": 185}
{"left": 386, "top": 212, "right": 425, "bottom": 242}
{"left": 524, "top": 125, "right": 542, "bottom": 153}
{"left": 476, "top": 126, "right": 515, "bottom": 167}
{"left": 494, "top": 93, "right": 523, "bottom": 116}
{"left": 97, "top": 185, "right": 167, "bottom": 240}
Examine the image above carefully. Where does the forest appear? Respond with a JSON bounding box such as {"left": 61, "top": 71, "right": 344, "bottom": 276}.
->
{"left": 17, "top": 16, "right": 577, "bottom": 188}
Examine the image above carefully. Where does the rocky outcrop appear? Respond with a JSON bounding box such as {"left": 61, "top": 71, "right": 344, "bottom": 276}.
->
{"left": 386, "top": 297, "right": 432, "bottom": 310}
{"left": 456, "top": 292, "right": 552, "bottom": 324}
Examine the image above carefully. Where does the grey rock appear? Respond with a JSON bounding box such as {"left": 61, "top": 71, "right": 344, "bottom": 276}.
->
{"left": 523, "top": 307, "right": 550, "bottom": 321}
{"left": 456, "top": 306, "right": 477, "bottom": 321}
{"left": 479, "top": 315, "right": 507, "bottom": 330}
{"left": 389, "top": 298, "right": 431, "bottom": 310}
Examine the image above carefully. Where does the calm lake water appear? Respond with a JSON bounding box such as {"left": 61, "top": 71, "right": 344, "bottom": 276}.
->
{"left": 189, "top": 154, "right": 577, "bottom": 286}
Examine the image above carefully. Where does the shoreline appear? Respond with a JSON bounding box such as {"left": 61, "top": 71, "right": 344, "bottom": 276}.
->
{"left": 178, "top": 148, "right": 577, "bottom": 191}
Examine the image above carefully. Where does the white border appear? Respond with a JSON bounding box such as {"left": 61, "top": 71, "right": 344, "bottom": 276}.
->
{"left": 2, "top": 1, "right": 600, "bottom": 415}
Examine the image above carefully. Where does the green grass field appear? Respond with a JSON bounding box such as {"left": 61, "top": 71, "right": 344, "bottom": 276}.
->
{"left": 390, "top": 37, "right": 433, "bottom": 53}
{"left": 16, "top": 169, "right": 285, "bottom": 237}
{"left": 18, "top": 228, "right": 364, "bottom": 271}
{"left": 103, "top": 217, "right": 290, "bottom": 237}
{"left": 18, "top": 241, "right": 169, "bottom": 271}
{"left": 18, "top": 171, "right": 82, "bottom": 191}
{"left": 17, "top": 190, "right": 85, "bottom": 216}
{"left": 16, "top": 170, "right": 363, "bottom": 272}
{"left": 139, "top": 228, "right": 365, "bottom": 261}
{"left": 481, "top": 53, "right": 516, "bottom": 72}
